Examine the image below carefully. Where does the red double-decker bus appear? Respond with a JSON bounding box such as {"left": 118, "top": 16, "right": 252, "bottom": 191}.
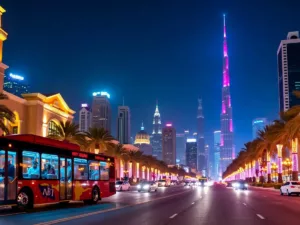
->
{"left": 0, "top": 134, "right": 116, "bottom": 209}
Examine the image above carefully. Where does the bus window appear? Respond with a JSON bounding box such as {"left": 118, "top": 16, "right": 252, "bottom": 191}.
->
{"left": 100, "top": 161, "right": 109, "bottom": 180}
{"left": 74, "top": 158, "right": 88, "bottom": 180}
{"left": 88, "top": 160, "right": 100, "bottom": 180}
{"left": 41, "top": 154, "right": 58, "bottom": 180}
{"left": 22, "top": 151, "right": 40, "bottom": 179}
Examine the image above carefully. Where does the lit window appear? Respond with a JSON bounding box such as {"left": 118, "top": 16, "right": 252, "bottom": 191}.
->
{"left": 74, "top": 158, "right": 88, "bottom": 180}
{"left": 22, "top": 151, "right": 40, "bottom": 179}
{"left": 41, "top": 154, "right": 58, "bottom": 180}
{"left": 100, "top": 161, "right": 109, "bottom": 180}
{"left": 89, "top": 160, "right": 100, "bottom": 180}
{"left": 48, "top": 121, "right": 59, "bottom": 136}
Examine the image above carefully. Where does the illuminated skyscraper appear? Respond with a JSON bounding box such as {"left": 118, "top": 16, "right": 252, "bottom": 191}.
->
{"left": 277, "top": 31, "right": 300, "bottom": 112}
{"left": 220, "top": 15, "right": 235, "bottom": 173}
{"left": 117, "top": 105, "right": 131, "bottom": 144}
{"left": 4, "top": 73, "right": 29, "bottom": 97}
{"left": 79, "top": 103, "right": 92, "bottom": 132}
{"left": 176, "top": 133, "right": 186, "bottom": 165}
{"left": 134, "top": 122, "right": 152, "bottom": 155}
{"left": 151, "top": 101, "right": 162, "bottom": 160}
{"left": 252, "top": 118, "right": 267, "bottom": 139}
{"left": 92, "top": 92, "right": 111, "bottom": 132}
{"left": 162, "top": 123, "right": 176, "bottom": 165}
{"left": 186, "top": 138, "right": 197, "bottom": 170}
{"left": 213, "top": 130, "right": 221, "bottom": 180}
{"left": 197, "top": 98, "right": 206, "bottom": 173}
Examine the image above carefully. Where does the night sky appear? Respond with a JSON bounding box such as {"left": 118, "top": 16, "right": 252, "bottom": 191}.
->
{"left": 2, "top": 0, "right": 300, "bottom": 152}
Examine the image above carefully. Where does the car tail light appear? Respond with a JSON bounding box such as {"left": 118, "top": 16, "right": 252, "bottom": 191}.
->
{"left": 290, "top": 186, "right": 295, "bottom": 188}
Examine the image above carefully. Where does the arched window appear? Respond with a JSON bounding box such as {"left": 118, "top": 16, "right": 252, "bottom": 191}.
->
{"left": 48, "top": 120, "right": 59, "bottom": 136}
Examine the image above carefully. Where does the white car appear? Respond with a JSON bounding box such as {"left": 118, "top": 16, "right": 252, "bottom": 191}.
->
{"left": 115, "top": 181, "right": 131, "bottom": 191}
{"left": 280, "top": 181, "right": 300, "bottom": 196}
{"left": 137, "top": 181, "right": 158, "bottom": 192}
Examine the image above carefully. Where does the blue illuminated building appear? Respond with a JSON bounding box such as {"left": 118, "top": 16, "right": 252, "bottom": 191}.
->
{"left": 3, "top": 73, "right": 29, "bottom": 97}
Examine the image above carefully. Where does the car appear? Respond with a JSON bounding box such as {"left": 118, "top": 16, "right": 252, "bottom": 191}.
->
{"left": 232, "top": 181, "right": 248, "bottom": 190}
{"left": 115, "top": 180, "right": 131, "bottom": 191}
{"left": 158, "top": 179, "right": 170, "bottom": 187}
{"left": 137, "top": 181, "right": 158, "bottom": 192}
{"left": 280, "top": 181, "right": 300, "bottom": 196}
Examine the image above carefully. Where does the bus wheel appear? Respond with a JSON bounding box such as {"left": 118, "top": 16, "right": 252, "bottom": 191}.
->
{"left": 91, "top": 187, "right": 100, "bottom": 204}
{"left": 17, "top": 189, "right": 33, "bottom": 210}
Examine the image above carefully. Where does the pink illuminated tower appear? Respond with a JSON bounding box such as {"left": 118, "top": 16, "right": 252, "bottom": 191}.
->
{"left": 220, "top": 15, "right": 235, "bottom": 174}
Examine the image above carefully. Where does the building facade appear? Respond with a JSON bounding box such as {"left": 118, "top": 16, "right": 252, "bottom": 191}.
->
{"left": 252, "top": 118, "right": 267, "bottom": 139}
{"left": 92, "top": 92, "right": 111, "bottom": 132}
{"left": 79, "top": 103, "right": 92, "bottom": 132}
{"left": 277, "top": 31, "right": 300, "bottom": 112}
{"left": 151, "top": 102, "right": 162, "bottom": 160}
{"left": 214, "top": 131, "right": 221, "bottom": 180}
{"left": 186, "top": 138, "right": 197, "bottom": 170}
{"left": 176, "top": 133, "right": 186, "bottom": 165}
{"left": 197, "top": 98, "right": 206, "bottom": 173}
{"left": 0, "top": 7, "right": 75, "bottom": 137}
{"left": 117, "top": 105, "right": 131, "bottom": 144}
{"left": 162, "top": 124, "right": 176, "bottom": 165}
{"left": 3, "top": 73, "right": 29, "bottom": 97}
{"left": 220, "top": 15, "right": 235, "bottom": 173}
{"left": 134, "top": 123, "right": 152, "bottom": 155}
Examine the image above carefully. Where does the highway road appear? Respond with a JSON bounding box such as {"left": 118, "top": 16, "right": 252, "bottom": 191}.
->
{"left": 1, "top": 184, "right": 300, "bottom": 225}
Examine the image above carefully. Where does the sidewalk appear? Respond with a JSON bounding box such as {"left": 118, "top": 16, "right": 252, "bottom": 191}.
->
{"left": 250, "top": 186, "right": 279, "bottom": 192}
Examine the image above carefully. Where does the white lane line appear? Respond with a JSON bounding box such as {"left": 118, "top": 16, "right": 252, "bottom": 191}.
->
{"left": 0, "top": 212, "right": 26, "bottom": 217}
{"left": 169, "top": 213, "right": 177, "bottom": 219}
{"left": 243, "top": 203, "right": 247, "bottom": 206}
{"left": 34, "top": 189, "right": 192, "bottom": 225}
{"left": 191, "top": 202, "right": 195, "bottom": 205}
{"left": 256, "top": 214, "right": 265, "bottom": 220}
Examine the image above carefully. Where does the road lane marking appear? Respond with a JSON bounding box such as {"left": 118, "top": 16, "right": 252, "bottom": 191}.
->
{"left": 169, "top": 213, "right": 177, "bottom": 219}
{"left": 191, "top": 202, "right": 195, "bottom": 205}
{"left": 256, "top": 214, "right": 265, "bottom": 220}
{"left": 0, "top": 212, "right": 26, "bottom": 217}
{"left": 243, "top": 203, "right": 247, "bottom": 206}
{"left": 34, "top": 189, "right": 192, "bottom": 225}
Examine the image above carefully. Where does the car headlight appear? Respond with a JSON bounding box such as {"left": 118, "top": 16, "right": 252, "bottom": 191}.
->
{"left": 245, "top": 184, "right": 248, "bottom": 187}
{"left": 137, "top": 185, "right": 141, "bottom": 189}
{"left": 115, "top": 185, "right": 120, "bottom": 188}
{"left": 236, "top": 183, "right": 240, "bottom": 187}
{"left": 143, "top": 185, "right": 150, "bottom": 189}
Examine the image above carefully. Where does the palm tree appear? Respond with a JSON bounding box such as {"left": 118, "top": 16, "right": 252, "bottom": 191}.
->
{"left": 85, "top": 127, "right": 115, "bottom": 153}
{"left": 47, "top": 120, "right": 86, "bottom": 147}
{"left": 0, "top": 93, "right": 15, "bottom": 134}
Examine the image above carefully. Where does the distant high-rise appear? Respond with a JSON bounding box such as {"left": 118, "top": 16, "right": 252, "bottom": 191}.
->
{"left": 162, "top": 123, "right": 176, "bottom": 165}
{"left": 79, "top": 103, "right": 92, "bottom": 132}
{"left": 92, "top": 92, "right": 111, "bottom": 132}
{"left": 176, "top": 133, "right": 186, "bottom": 165}
{"left": 134, "top": 122, "right": 152, "bottom": 155}
{"left": 186, "top": 138, "right": 197, "bottom": 170}
{"left": 277, "top": 31, "right": 300, "bottom": 112}
{"left": 252, "top": 118, "right": 267, "bottom": 139}
{"left": 4, "top": 73, "right": 29, "bottom": 97}
{"left": 117, "top": 105, "right": 131, "bottom": 144}
{"left": 205, "top": 145, "right": 210, "bottom": 177}
{"left": 213, "top": 131, "right": 221, "bottom": 180}
{"left": 220, "top": 15, "right": 235, "bottom": 173}
{"left": 197, "top": 99, "right": 206, "bottom": 173}
{"left": 151, "top": 101, "right": 162, "bottom": 160}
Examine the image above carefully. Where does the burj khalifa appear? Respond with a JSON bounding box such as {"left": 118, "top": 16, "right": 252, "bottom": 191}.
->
{"left": 220, "top": 15, "right": 235, "bottom": 173}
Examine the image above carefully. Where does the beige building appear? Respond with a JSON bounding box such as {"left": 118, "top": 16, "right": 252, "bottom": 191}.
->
{"left": 0, "top": 6, "right": 74, "bottom": 136}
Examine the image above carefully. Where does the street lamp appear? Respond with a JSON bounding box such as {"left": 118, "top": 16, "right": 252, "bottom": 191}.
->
{"left": 283, "top": 158, "right": 292, "bottom": 181}
{"left": 271, "top": 163, "right": 278, "bottom": 182}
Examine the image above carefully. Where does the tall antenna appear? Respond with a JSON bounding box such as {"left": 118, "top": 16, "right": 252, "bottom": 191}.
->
{"left": 122, "top": 96, "right": 125, "bottom": 106}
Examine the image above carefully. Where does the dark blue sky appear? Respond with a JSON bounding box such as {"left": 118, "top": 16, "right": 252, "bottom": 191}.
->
{"left": 2, "top": 0, "right": 300, "bottom": 151}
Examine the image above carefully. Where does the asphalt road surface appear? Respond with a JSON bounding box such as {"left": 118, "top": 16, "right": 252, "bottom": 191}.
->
{"left": 1, "top": 184, "right": 300, "bottom": 225}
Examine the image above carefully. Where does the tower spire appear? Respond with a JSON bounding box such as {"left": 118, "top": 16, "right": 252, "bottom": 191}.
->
{"left": 141, "top": 121, "right": 144, "bottom": 130}
{"left": 122, "top": 96, "right": 125, "bottom": 106}
{"left": 223, "top": 14, "right": 226, "bottom": 38}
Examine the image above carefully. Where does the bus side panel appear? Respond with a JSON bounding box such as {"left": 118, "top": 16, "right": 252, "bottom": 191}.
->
{"left": 73, "top": 180, "right": 92, "bottom": 201}
{"left": 18, "top": 180, "right": 60, "bottom": 205}
{"left": 98, "top": 181, "right": 110, "bottom": 198}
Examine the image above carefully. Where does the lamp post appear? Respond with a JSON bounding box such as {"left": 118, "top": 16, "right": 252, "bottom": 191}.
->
{"left": 276, "top": 144, "right": 283, "bottom": 183}
{"left": 271, "top": 163, "right": 278, "bottom": 182}
{"left": 283, "top": 158, "right": 292, "bottom": 181}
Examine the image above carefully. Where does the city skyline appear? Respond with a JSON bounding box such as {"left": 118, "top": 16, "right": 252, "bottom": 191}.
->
{"left": 2, "top": 1, "right": 297, "bottom": 154}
